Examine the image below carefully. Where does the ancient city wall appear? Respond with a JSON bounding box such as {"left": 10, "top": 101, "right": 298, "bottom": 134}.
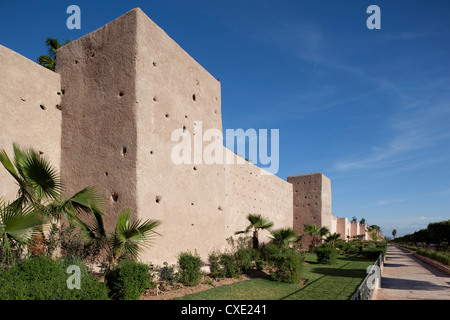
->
{"left": 337, "top": 217, "right": 350, "bottom": 240}
{"left": 224, "top": 150, "right": 293, "bottom": 244}
{"left": 0, "top": 45, "right": 62, "bottom": 202}
{"left": 330, "top": 215, "right": 337, "bottom": 234}
{"left": 0, "top": 8, "right": 370, "bottom": 267}
{"left": 56, "top": 8, "right": 293, "bottom": 265}
{"left": 56, "top": 11, "right": 139, "bottom": 232}
{"left": 133, "top": 8, "right": 227, "bottom": 264}
{"left": 350, "top": 221, "right": 361, "bottom": 238}
{"left": 134, "top": 9, "right": 292, "bottom": 264}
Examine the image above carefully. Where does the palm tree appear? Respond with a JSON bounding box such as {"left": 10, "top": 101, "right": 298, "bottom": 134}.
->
{"left": 304, "top": 224, "right": 329, "bottom": 247}
{"left": 108, "top": 209, "right": 161, "bottom": 265}
{"left": 325, "top": 232, "right": 341, "bottom": 248}
{"left": 269, "top": 228, "right": 302, "bottom": 250}
{"left": 37, "top": 38, "right": 70, "bottom": 71}
{"left": 75, "top": 206, "right": 161, "bottom": 268}
{"left": 392, "top": 229, "right": 397, "bottom": 239}
{"left": 0, "top": 201, "right": 43, "bottom": 265}
{"left": 235, "top": 214, "right": 274, "bottom": 249}
{"left": 0, "top": 144, "right": 105, "bottom": 255}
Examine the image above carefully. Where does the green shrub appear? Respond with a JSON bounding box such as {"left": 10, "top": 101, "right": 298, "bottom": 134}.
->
{"left": 221, "top": 253, "right": 241, "bottom": 278}
{"left": 105, "top": 260, "right": 151, "bottom": 300}
{"left": 346, "top": 244, "right": 360, "bottom": 255}
{"left": 0, "top": 255, "right": 108, "bottom": 300}
{"left": 178, "top": 251, "right": 202, "bottom": 286}
{"left": 376, "top": 242, "right": 387, "bottom": 249}
{"left": 335, "top": 241, "right": 351, "bottom": 254}
{"left": 362, "top": 247, "right": 386, "bottom": 260}
{"left": 316, "top": 244, "right": 337, "bottom": 265}
{"left": 208, "top": 251, "right": 224, "bottom": 278}
{"left": 159, "top": 262, "right": 179, "bottom": 284}
{"left": 416, "top": 248, "right": 450, "bottom": 265}
{"left": 267, "top": 248, "right": 303, "bottom": 284}
{"left": 235, "top": 247, "right": 259, "bottom": 273}
{"left": 259, "top": 243, "right": 281, "bottom": 262}
{"left": 208, "top": 251, "right": 241, "bottom": 279}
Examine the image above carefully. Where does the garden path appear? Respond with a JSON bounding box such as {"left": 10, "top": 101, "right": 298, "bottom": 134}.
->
{"left": 374, "top": 245, "right": 450, "bottom": 300}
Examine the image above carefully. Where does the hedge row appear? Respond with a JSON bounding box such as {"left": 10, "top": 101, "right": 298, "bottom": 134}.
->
{"left": 399, "top": 245, "right": 450, "bottom": 266}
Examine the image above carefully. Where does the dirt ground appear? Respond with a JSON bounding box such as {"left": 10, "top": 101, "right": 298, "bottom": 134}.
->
{"left": 140, "top": 274, "right": 254, "bottom": 300}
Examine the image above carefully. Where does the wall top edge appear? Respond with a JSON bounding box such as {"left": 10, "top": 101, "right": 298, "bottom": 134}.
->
{"left": 0, "top": 44, "right": 61, "bottom": 80}
{"left": 287, "top": 172, "right": 325, "bottom": 179}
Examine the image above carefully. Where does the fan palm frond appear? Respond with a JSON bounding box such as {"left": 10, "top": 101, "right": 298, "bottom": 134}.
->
{"left": 110, "top": 209, "right": 161, "bottom": 263}
{"left": 270, "top": 228, "right": 302, "bottom": 249}
{"left": 0, "top": 201, "right": 44, "bottom": 265}
{"left": 37, "top": 55, "right": 55, "bottom": 71}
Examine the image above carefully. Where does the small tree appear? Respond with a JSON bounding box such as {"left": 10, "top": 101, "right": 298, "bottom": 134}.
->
{"left": 269, "top": 228, "right": 302, "bottom": 250}
{"left": 235, "top": 214, "right": 274, "bottom": 249}
{"left": 76, "top": 206, "right": 161, "bottom": 269}
{"left": 392, "top": 229, "right": 397, "bottom": 239}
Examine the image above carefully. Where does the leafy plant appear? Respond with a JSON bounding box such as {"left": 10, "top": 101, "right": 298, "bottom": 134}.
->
{"left": 208, "top": 251, "right": 241, "bottom": 279}
{"left": 105, "top": 259, "right": 152, "bottom": 300}
{"left": 208, "top": 251, "right": 224, "bottom": 278}
{"left": 159, "top": 262, "right": 179, "bottom": 284}
{"left": 235, "top": 247, "right": 259, "bottom": 273}
{"left": 46, "top": 223, "right": 101, "bottom": 264}
{"left": 0, "top": 202, "right": 43, "bottom": 265}
{"left": 75, "top": 206, "right": 161, "bottom": 268}
{"left": 0, "top": 255, "right": 108, "bottom": 300}
{"left": 316, "top": 244, "right": 337, "bottom": 265}
{"left": 267, "top": 248, "right": 303, "bottom": 284}
{"left": 361, "top": 247, "right": 385, "bottom": 260}
{"left": 178, "top": 251, "right": 202, "bottom": 286}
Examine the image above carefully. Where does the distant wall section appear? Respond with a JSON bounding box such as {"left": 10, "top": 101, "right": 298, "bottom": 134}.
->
{"left": 288, "top": 173, "right": 332, "bottom": 248}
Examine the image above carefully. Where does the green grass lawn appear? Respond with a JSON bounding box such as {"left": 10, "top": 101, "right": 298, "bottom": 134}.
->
{"left": 177, "top": 254, "right": 374, "bottom": 300}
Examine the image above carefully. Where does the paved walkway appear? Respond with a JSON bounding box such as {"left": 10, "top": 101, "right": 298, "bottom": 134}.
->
{"left": 374, "top": 245, "right": 450, "bottom": 300}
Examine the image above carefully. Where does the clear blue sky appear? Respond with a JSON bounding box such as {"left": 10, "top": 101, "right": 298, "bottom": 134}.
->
{"left": 1, "top": 0, "right": 449, "bottom": 237}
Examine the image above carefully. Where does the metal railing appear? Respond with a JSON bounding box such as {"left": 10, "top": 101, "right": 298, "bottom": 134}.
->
{"left": 352, "top": 253, "right": 384, "bottom": 300}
